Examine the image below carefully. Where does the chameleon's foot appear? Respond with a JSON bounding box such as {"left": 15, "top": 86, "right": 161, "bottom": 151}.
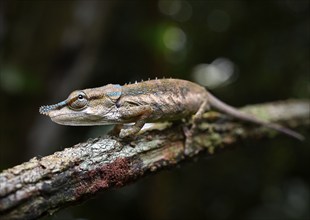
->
{"left": 183, "top": 126, "right": 196, "bottom": 156}
{"left": 117, "top": 128, "right": 139, "bottom": 147}
{"left": 119, "top": 129, "right": 131, "bottom": 138}
{"left": 119, "top": 127, "right": 140, "bottom": 139}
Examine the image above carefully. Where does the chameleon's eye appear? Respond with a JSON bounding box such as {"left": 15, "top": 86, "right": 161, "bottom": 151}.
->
{"left": 68, "top": 91, "right": 88, "bottom": 110}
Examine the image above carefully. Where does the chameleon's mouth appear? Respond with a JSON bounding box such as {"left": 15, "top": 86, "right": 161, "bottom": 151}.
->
{"left": 49, "top": 112, "right": 116, "bottom": 126}
{"left": 39, "top": 101, "right": 67, "bottom": 115}
{"left": 50, "top": 113, "right": 90, "bottom": 126}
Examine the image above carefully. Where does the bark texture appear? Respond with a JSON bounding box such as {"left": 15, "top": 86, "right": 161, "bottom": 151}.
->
{"left": 0, "top": 99, "right": 309, "bottom": 220}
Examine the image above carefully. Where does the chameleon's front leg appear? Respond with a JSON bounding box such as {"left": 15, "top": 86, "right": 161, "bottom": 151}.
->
{"left": 118, "top": 106, "right": 153, "bottom": 138}
{"left": 109, "top": 124, "right": 124, "bottom": 136}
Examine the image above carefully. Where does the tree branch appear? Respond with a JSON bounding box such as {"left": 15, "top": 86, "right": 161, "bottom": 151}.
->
{"left": 0, "top": 99, "right": 309, "bottom": 220}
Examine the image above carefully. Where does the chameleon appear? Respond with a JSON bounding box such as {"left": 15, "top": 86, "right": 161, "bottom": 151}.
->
{"left": 39, "top": 78, "right": 304, "bottom": 143}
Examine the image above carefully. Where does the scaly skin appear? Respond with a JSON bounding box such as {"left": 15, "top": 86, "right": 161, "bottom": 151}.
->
{"left": 39, "top": 78, "right": 304, "bottom": 143}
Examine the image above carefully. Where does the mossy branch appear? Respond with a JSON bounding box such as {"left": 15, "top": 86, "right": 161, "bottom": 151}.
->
{"left": 0, "top": 99, "right": 309, "bottom": 220}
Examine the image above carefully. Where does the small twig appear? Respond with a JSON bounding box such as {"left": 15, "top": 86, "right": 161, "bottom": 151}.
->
{"left": 0, "top": 99, "right": 309, "bottom": 220}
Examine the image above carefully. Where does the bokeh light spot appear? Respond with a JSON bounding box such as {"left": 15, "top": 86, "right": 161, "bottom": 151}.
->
{"left": 158, "top": 0, "right": 192, "bottom": 22}
{"left": 158, "top": 0, "right": 181, "bottom": 16}
{"left": 192, "top": 58, "right": 236, "bottom": 89}
{"left": 163, "top": 26, "right": 186, "bottom": 51}
{"left": 0, "top": 66, "right": 25, "bottom": 93}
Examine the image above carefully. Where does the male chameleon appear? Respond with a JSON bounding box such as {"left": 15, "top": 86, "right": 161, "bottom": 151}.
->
{"left": 39, "top": 78, "right": 304, "bottom": 143}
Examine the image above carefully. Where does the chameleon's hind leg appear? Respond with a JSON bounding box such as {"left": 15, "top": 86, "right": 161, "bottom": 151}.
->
{"left": 191, "top": 100, "right": 210, "bottom": 131}
{"left": 184, "top": 100, "right": 210, "bottom": 156}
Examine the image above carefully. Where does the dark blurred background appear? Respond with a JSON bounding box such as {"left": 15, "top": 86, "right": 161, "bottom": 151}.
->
{"left": 1, "top": 1, "right": 309, "bottom": 220}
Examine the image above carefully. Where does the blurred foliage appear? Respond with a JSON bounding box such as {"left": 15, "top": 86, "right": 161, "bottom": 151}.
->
{"left": 0, "top": 1, "right": 309, "bottom": 220}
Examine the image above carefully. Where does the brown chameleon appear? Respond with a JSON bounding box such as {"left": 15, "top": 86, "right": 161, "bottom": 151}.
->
{"left": 39, "top": 78, "right": 304, "bottom": 142}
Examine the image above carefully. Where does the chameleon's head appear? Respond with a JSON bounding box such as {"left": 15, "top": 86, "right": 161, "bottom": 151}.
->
{"left": 39, "top": 84, "right": 122, "bottom": 125}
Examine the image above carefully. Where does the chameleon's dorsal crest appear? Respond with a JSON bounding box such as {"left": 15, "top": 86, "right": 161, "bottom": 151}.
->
{"left": 105, "top": 84, "right": 122, "bottom": 100}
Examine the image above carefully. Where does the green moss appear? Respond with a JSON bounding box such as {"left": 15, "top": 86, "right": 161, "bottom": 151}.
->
{"left": 193, "top": 131, "right": 222, "bottom": 155}
{"left": 241, "top": 106, "right": 271, "bottom": 121}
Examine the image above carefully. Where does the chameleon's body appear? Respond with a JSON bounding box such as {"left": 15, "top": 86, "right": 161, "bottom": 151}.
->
{"left": 39, "top": 78, "right": 303, "bottom": 141}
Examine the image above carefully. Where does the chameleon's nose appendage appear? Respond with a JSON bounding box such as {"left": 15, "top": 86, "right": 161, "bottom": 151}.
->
{"left": 39, "top": 101, "right": 67, "bottom": 115}
{"left": 39, "top": 105, "right": 51, "bottom": 115}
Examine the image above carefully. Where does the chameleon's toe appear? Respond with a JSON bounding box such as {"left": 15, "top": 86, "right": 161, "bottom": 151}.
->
{"left": 119, "top": 129, "right": 131, "bottom": 138}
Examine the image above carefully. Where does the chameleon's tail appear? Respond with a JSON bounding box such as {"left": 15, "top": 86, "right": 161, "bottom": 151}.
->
{"left": 208, "top": 92, "right": 305, "bottom": 141}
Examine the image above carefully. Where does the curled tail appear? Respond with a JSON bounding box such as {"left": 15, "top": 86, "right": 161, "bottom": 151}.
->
{"left": 208, "top": 92, "right": 304, "bottom": 141}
